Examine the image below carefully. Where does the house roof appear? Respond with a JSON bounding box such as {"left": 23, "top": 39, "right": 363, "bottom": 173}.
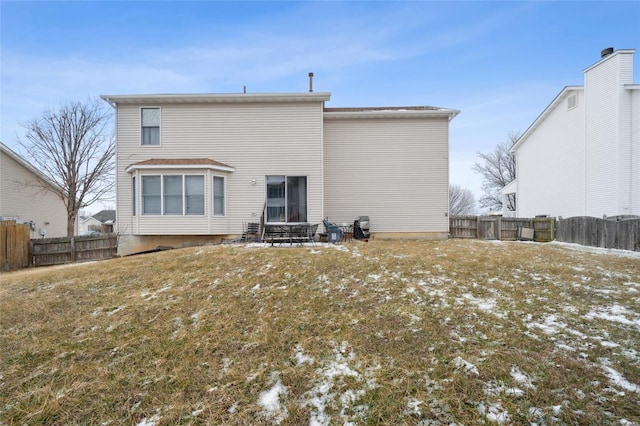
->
{"left": 125, "top": 158, "right": 235, "bottom": 173}
{"left": 510, "top": 86, "right": 583, "bottom": 153}
{"left": 0, "top": 141, "right": 63, "bottom": 196}
{"left": 323, "top": 106, "right": 460, "bottom": 120}
{"left": 101, "top": 92, "right": 332, "bottom": 105}
{"left": 92, "top": 210, "right": 116, "bottom": 224}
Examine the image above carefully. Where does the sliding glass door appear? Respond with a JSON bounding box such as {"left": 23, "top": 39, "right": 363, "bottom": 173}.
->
{"left": 266, "top": 176, "right": 307, "bottom": 223}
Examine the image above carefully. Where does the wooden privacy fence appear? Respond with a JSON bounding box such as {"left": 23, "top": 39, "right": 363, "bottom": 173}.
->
{"left": 31, "top": 234, "right": 118, "bottom": 267}
{"left": 556, "top": 216, "right": 640, "bottom": 251}
{"left": 1, "top": 221, "right": 31, "bottom": 271}
{"left": 449, "top": 216, "right": 555, "bottom": 242}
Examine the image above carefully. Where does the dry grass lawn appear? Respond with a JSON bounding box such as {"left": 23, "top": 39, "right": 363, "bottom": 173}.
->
{"left": 1, "top": 239, "right": 639, "bottom": 425}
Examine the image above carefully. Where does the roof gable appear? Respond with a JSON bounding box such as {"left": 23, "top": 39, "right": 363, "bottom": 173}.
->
{"left": 511, "top": 86, "right": 583, "bottom": 153}
{"left": 92, "top": 209, "right": 116, "bottom": 224}
{"left": 0, "top": 142, "right": 62, "bottom": 196}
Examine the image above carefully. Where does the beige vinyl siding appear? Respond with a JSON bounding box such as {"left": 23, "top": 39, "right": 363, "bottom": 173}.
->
{"left": 323, "top": 117, "right": 449, "bottom": 233}
{"left": 0, "top": 150, "right": 68, "bottom": 237}
{"left": 116, "top": 102, "right": 324, "bottom": 236}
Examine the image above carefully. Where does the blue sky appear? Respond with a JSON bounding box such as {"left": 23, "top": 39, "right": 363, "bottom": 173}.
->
{"left": 1, "top": 1, "right": 639, "bottom": 209}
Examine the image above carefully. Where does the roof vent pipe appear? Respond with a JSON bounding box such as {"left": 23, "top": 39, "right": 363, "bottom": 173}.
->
{"left": 601, "top": 47, "right": 614, "bottom": 58}
{"left": 308, "top": 72, "right": 314, "bottom": 93}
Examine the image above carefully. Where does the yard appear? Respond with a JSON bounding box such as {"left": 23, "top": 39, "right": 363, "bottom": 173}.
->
{"left": 1, "top": 240, "right": 638, "bottom": 425}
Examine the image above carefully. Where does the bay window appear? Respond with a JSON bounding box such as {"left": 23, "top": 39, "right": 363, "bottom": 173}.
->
{"left": 142, "top": 176, "right": 161, "bottom": 215}
{"left": 213, "top": 176, "right": 225, "bottom": 216}
{"left": 140, "top": 174, "right": 205, "bottom": 215}
{"left": 186, "top": 176, "right": 205, "bottom": 215}
{"left": 163, "top": 176, "right": 183, "bottom": 215}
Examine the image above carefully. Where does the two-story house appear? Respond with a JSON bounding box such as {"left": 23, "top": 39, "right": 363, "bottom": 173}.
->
{"left": 102, "top": 85, "right": 459, "bottom": 255}
{"left": 505, "top": 48, "right": 639, "bottom": 218}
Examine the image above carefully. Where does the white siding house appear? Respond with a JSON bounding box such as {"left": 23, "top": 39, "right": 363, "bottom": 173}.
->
{"left": 508, "top": 48, "right": 639, "bottom": 218}
{"left": 102, "top": 92, "right": 459, "bottom": 255}
{"left": 0, "top": 142, "right": 69, "bottom": 238}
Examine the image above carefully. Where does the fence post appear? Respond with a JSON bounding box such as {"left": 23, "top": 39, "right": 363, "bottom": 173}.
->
{"left": 71, "top": 236, "right": 76, "bottom": 262}
{"left": 2, "top": 222, "right": 7, "bottom": 271}
{"left": 476, "top": 216, "right": 480, "bottom": 239}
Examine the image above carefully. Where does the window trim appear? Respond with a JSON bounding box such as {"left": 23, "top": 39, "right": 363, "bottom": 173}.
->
{"left": 141, "top": 175, "right": 162, "bottom": 215}
{"left": 132, "top": 176, "right": 136, "bottom": 216}
{"left": 213, "top": 175, "right": 226, "bottom": 217}
{"left": 140, "top": 173, "right": 206, "bottom": 216}
{"left": 163, "top": 175, "right": 184, "bottom": 216}
{"left": 265, "top": 175, "right": 308, "bottom": 224}
{"left": 140, "top": 107, "right": 161, "bottom": 146}
{"left": 185, "top": 175, "right": 205, "bottom": 216}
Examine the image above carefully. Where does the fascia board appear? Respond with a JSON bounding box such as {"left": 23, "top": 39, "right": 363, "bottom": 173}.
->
{"left": 101, "top": 93, "right": 332, "bottom": 105}
{"left": 323, "top": 109, "right": 460, "bottom": 120}
{"left": 125, "top": 163, "right": 236, "bottom": 173}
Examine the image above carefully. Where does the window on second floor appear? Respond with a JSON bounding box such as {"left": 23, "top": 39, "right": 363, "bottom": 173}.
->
{"left": 141, "top": 108, "right": 160, "bottom": 145}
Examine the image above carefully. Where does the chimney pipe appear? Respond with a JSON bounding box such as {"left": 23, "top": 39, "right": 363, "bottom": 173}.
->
{"left": 308, "top": 72, "right": 314, "bottom": 93}
{"left": 601, "top": 47, "right": 614, "bottom": 58}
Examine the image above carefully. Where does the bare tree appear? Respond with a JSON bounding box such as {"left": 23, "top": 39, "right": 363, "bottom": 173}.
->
{"left": 473, "top": 132, "right": 518, "bottom": 212}
{"left": 19, "top": 98, "right": 114, "bottom": 237}
{"left": 449, "top": 184, "right": 476, "bottom": 215}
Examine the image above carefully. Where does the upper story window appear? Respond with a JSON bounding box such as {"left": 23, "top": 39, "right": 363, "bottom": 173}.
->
{"left": 141, "top": 108, "right": 160, "bottom": 145}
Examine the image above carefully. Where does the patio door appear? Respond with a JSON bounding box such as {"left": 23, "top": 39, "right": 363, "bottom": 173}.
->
{"left": 266, "top": 176, "right": 307, "bottom": 223}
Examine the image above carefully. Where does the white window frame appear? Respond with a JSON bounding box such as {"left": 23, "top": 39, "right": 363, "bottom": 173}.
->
{"left": 212, "top": 175, "right": 226, "bottom": 217}
{"left": 185, "top": 175, "right": 205, "bottom": 216}
{"left": 140, "top": 173, "right": 206, "bottom": 216}
{"left": 141, "top": 107, "right": 161, "bottom": 146}
{"left": 163, "top": 175, "right": 184, "bottom": 216}
{"left": 265, "top": 175, "right": 308, "bottom": 224}
{"left": 132, "top": 176, "right": 136, "bottom": 216}
{"left": 141, "top": 175, "right": 162, "bottom": 215}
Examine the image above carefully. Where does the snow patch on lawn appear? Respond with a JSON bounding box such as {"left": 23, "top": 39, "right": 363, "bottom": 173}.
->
{"left": 599, "top": 359, "right": 640, "bottom": 393}
{"left": 258, "top": 379, "right": 288, "bottom": 424}
{"left": 304, "top": 341, "right": 375, "bottom": 426}
{"left": 584, "top": 304, "right": 640, "bottom": 329}
{"left": 452, "top": 356, "right": 479, "bottom": 375}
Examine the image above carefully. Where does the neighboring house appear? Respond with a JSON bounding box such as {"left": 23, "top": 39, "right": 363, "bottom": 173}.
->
{"left": 102, "top": 86, "right": 459, "bottom": 255}
{"left": 79, "top": 215, "right": 102, "bottom": 234}
{"left": 0, "top": 141, "right": 69, "bottom": 238}
{"left": 505, "top": 48, "right": 639, "bottom": 218}
{"left": 79, "top": 210, "right": 115, "bottom": 234}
